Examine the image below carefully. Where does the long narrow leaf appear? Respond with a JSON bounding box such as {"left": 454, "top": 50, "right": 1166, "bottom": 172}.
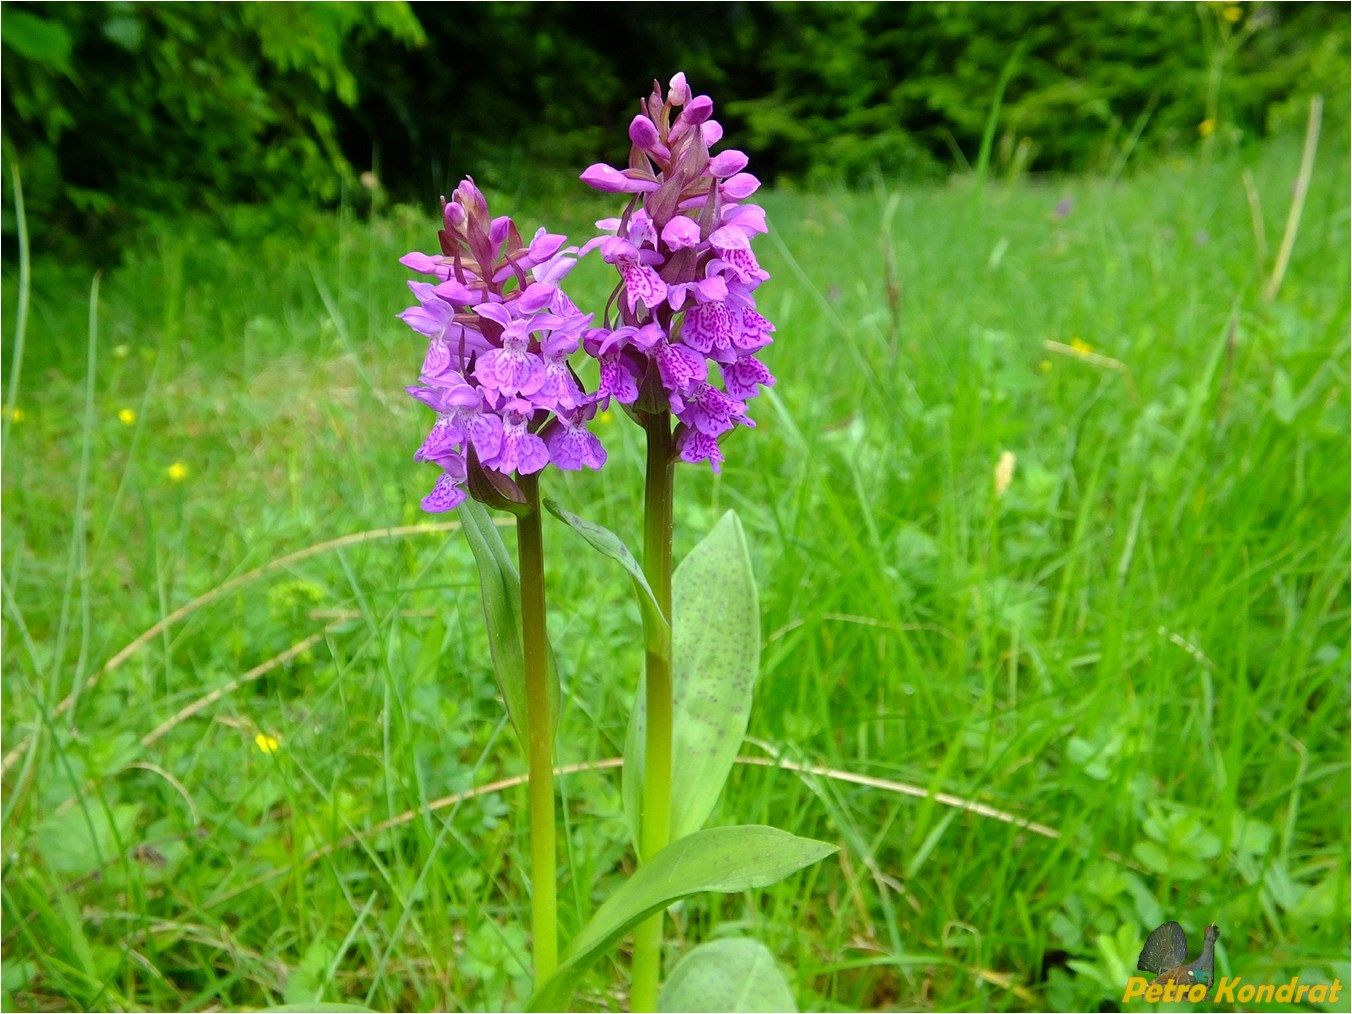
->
{"left": 459, "top": 501, "right": 559, "bottom": 741}
{"left": 544, "top": 498, "right": 670, "bottom": 653}
{"left": 525, "top": 826, "right": 835, "bottom": 1012}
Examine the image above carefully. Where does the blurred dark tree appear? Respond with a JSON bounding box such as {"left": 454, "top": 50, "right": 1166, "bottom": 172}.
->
{"left": 1, "top": 0, "right": 1347, "bottom": 250}
{"left": 1, "top": 1, "right": 423, "bottom": 245}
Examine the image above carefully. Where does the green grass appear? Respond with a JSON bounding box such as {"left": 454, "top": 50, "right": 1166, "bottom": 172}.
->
{"left": 3, "top": 134, "right": 1348, "bottom": 1012}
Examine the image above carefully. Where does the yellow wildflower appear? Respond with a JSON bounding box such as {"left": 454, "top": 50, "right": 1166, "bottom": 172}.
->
{"left": 8, "top": 407, "right": 24, "bottom": 423}
{"left": 254, "top": 732, "right": 282, "bottom": 755}
{"left": 1223, "top": 5, "right": 1242, "bottom": 22}
{"left": 113, "top": 344, "right": 130, "bottom": 359}
{"left": 993, "top": 450, "right": 1017, "bottom": 498}
{"left": 166, "top": 461, "right": 189, "bottom": 482}
{"left": 1069, "top": 337, "right": 1094, "bottom": 356}
{"left": 118, "top": 408, "right": 136, "bottom": 426}
{"left": 1198, "top": 118, "right": 1216, "bottom": 138}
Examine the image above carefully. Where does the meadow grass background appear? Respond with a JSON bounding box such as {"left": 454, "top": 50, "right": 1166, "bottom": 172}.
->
{"left": 2, "top": 134, "right": 1349, "bottom": 1012}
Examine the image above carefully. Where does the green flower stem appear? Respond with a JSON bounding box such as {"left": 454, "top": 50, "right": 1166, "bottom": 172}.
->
{"left": 631, "top": 411, "right": 675, "bottom": 1012}
{"left": 516, "top": 473, "right": 558, "bottom": 986}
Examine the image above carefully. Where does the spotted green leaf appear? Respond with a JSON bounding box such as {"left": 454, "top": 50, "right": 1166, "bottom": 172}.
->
{"left": 659, "top": 938, "right": 798, "bottom": 1012}
{"left": 624, "top": 510, "right": 760, "bottom": 847}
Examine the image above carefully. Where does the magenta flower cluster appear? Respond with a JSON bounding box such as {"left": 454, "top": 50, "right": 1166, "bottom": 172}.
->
{"left": 399, "top": 180, "right": 606, "bottom": 513}
{"left": 400, "top": 73, "right": 774, "bottom": 511}
{"left": 579, "top": 72, "right": 776, "bottom": 472}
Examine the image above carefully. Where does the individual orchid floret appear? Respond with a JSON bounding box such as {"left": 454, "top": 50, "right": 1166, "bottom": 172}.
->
{"left": 578, "top": 72, "right": 776, "bottom": 472}
{"left": 399, "top": 180, "right": 607, "bottom": 512}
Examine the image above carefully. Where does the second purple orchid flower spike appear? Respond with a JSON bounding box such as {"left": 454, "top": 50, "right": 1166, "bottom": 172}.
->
{"left": 580, "top": 72, "right": 777, "bottom": 473}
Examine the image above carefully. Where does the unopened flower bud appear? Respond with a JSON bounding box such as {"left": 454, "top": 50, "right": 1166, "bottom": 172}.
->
{"left": 455, "top": 178, "right": 487, "bottom": 214}
{"left": 721, "top": 173, "right": 761, "bottom": 200}
{"left": 708, "top": 150, "right": 749, "bottom": 177}
{"left": 661, "top": 216, "right": 701, "bottom": 250}
{"left": 681, "top": 95, "right": 714, "bottom": 125}
{"left": 580, "top": 163, "right": 660, "bottom": 194}
{"left": 629, "top": 114, "right": 661, "bottom": 150}
{"left": 668, "top": 71, "right": 691, "bottom": 105}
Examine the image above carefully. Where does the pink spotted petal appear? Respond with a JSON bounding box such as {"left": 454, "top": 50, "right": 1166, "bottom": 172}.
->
{"left": 421, "top": 472, "right": 467, "bottom": 513}
{"left": 621, "top": 261, "right": 668, "bottom": 312}
{"left": 679, "top": 430, "right": 725, "bottom": 473}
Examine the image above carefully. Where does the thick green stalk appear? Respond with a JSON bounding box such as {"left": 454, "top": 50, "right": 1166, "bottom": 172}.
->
{"left": 516, "top": 474, "right": 558, "bottom": 986}
{"left": 631, "top": 412, "right": 675, "bottom": 1012}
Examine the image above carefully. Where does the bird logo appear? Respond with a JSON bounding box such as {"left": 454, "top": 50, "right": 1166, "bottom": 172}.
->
{"left": 1137, "top": 921, "right": 1220, "bottom": 987}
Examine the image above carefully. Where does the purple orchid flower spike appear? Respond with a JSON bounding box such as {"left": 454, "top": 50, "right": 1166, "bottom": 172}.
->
{"left": 579, "top": 72, "right": 775, "bottom": 472}
{"left": 399, "top": 179, "right": 607, "bottom": 512}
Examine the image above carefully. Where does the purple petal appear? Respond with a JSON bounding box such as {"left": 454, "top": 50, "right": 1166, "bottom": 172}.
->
{"left": 709, "top": 225, "right": 751, "bottom": 252}
{"left": 682, "top": 301, "right": 736, "bottom": 357}
{"left": 661, "top": 216, "right": 702, "bottom": 250}
{"left": 433, "top": 278, "right": 479, "bottom": 305}
{"left": 678, "top": 429, "right": 725, "bottom": 473}
{"left": 668, "top": 72, "right": 691, "bottom": 105}
{"left": 547, "top": 424, "right": 607, "bottom": 471}
{"left": 722, "top": 355, "right": 776, "bottom": 399}
{"left": 695, "top": 276, "right": 729, "bottom": 303}
{"left": 629, "top": 115, "right": 661, "bottom": 150}
{"left": 527, "top": 230, "right": 567, "bottom": 262}
{"left": 455, "top": 178, "right": 487, "bottom": 214}
{"left": 466, "top": 413, "right": 503, "bottom": 461}
{"left": 517, "top": 282, "right": 558, "bottom": 314}
{"left": 399, "top": 305, "right": 450, "bottom": 340}
{"left": 734, "top": 307, "right": 775, "bottom": 352}
{"left": 421, "top": 338, "right": 456, "bottom": 381}
{"left": 598, "top": 354, "right": 640, "bottom": 406}
{"left": 678, "top": 383, "right": 743, "bottom": 437}
{"left": 401, "top": 252, "right": 448, "bottom": 277}
{"left": 656, "top": 342, "right": 708, "bottom": 394}
{"left": 415, "top": 418, "right": 461, "bottom": 466}
{"left": 580, "top": 164, "right": 660, "bottom": 194}
{"left": 721, "top": 173, "right": 761, "bottom": 200}
{"left": 681, "top": 95, "right": 714, "bottom": 125}
{"left": 722, "top": 203, "right": 768, "bottom": 234}
{"left": 475, "top": 348, "right": 547, "bottom": 398}
{"left": 708, "top": 150, "right": 749, "bottom": 178}
{"left": 620, "top": 261, "right": 668, "bottom": 312}
{"left": 473, "top": 301, "right": 513, "bottom": 328}
{"left": 496, "top": 429, "right": 550, "bottom": 475}
{"left": 421, "top": 471, "right": 467, "bottom": 513}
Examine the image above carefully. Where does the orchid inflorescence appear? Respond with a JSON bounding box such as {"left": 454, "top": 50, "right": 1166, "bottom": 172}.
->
{"left": 578, "top": 70, "right": 777, "bottom": 473}
{"left": 399, "top": 179, "right": 606, "bottom": 514}
{"left": 400, "top": 74, "right": 774, "bottom": 508}
{"left": 393, "top": 73, "right": 827, "bottom": 1013}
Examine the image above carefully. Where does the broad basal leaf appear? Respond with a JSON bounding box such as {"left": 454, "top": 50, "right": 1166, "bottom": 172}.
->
{"left": 659, "top": 938, "right": 798, "bottom": 1013}
{"left": 624, "top": 510, "right": 760, "bottom": 848}
{"left": 525, "top": 825, "right": 835, "bottom": 1012}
